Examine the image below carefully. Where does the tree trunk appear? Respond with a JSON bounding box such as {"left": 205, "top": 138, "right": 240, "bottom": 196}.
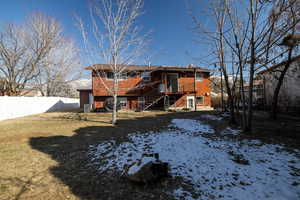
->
{"left": 112, "top": 76, "right": 118, "bottom": 125}
{"left": 220, "top": 69, "right": 224, "bottom": 111}
{"left": 270, "top": 47, "right": 293, "bottom": 120}
{"left": 245, "top": 0, "right": 255, "bottom": 133}
{"left": 112, "top": 93, "right": 117, "bottom": 125}
{"left": 227, "top": 90, "right": 236, "bottom": 125}
{"left": 239, "top": 62, "right": 247, "bottom": 131}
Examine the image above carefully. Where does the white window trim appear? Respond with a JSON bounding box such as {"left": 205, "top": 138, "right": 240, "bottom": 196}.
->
{"left": 186, "top": 96, "right": 195, "bottom": 110}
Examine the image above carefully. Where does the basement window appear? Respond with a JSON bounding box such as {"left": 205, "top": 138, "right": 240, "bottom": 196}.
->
{"left": 118, "top": 97, "right": 127, "bottom": 107}
{"left": 196, "top": 96, "right": 204, "bottom": 105}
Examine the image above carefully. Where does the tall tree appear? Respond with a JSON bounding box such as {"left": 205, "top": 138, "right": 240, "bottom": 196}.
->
{"left": 268, "top": 0, "right": 300, "bottom": 119}
{"left": 76, "top": 0, "right": 149, "bottom": 125}
{"left": 0, "top": 13, "right": 62, "bottom": 95}
{"left": 190, "top": 0, "right": 299, "bottom": 131}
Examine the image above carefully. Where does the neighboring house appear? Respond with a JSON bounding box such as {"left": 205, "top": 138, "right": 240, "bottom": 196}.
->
{"left": 78, "top": 64, "right": 213, "bottom": 111}
{"left": 256, "top": 55, "right": 300, "bottom": 111}
{"left": 243, "top": 79, "right": 264, "bottom": 106}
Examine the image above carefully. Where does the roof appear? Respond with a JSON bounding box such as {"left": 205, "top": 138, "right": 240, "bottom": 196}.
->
{"left": 257, "top": 54, "right": 300, "bottom": 75}
{"left": 77, "top": 88, "right": 92, "bottom": 91}
{"left": 244, "top": 80, "right": 263, "bottom": 87}
{"left": 85, "top": 64, "right": 213, "bottom": 73}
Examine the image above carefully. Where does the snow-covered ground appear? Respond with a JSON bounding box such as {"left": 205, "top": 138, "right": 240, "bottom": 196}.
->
{"left": 201, "top": 114, "right": 224, "bottom": 121}
{"left": 88, "top": 118, "right": 300, "bottom": 200}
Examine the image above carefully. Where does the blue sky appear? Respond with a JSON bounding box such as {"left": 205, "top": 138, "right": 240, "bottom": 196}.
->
{"left": 0, "top": 0, "right": 212, "bottom": 77}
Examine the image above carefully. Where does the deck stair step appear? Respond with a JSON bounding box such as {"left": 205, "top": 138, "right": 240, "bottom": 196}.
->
{"left": 143, "top": 95, "right": 165, "bottom": 111}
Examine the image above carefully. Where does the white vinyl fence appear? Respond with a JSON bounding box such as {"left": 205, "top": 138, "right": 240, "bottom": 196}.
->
{"left": 0, "top": 96, "right": 79, "bottom": 121}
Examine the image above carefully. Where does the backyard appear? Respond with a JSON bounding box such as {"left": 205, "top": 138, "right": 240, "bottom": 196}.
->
{"left": 0, "top": 110, "right": 300, "bottom": 200}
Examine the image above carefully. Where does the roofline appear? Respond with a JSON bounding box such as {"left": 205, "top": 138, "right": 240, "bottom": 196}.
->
{"left": 257, "top": 54, "right": 300, "bottom": 75}
{"left": 84, "top": 64, "right": 213, "bottom": 73}
{"left": 77, "top": 88, "right": 92, "bottom": 91}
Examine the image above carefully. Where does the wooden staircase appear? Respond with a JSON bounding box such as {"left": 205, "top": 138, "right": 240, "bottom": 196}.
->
{"left": 142, "top": 95, "right": 165, "bottom": 111}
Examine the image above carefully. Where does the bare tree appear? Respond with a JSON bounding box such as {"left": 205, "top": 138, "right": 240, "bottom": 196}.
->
{"left": 0, "top": 13, "right": 62, "bottom": 95}
{"left": 34, "top": 38, "right": 81, "bottom": 96}
{"left": 190, "top": 0, "right": 299, "bottom": 131}
{"left": 267, "top": 0, "right": 300, "bottom": 119}
{"left": 76, "top": 0, "right": 149, "bottom": 125}
{"left": 189, "top": 0, "right": 239, "bottom": 125}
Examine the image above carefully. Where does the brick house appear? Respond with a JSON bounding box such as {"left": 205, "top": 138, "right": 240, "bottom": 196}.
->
{"left": 78, "top": 64, "right": 213, "bottom": 111}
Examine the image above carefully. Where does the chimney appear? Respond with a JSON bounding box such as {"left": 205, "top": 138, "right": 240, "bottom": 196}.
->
{"left": 187, "top": 64, "right": 194, "bottom": 68}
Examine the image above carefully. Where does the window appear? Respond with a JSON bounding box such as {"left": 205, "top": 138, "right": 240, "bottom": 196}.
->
{"left": 141, "top": 72, "right": 151, "bottom": 81}
{"left": 196, "top": 72, "right": 204, "bottom": 81}
{"left": 118, "top": 97, "right": 127, "bottom": 107}
{"left": 119, "top": 72, "right": 128, "bottom": 80}
{"left": 138, "top": 97, "right": 145, "bottom": 109}
{"left": 106, "top": 72, "right": 128, "bottom": 80}
{"left": 128, "top": 71, "right": 137, "bottom": 78}
{"left": 106, "top": 72, "right": 114, "bottom": 79}
{"left": 196, "top": 96, "right": 204, "bottom": 105}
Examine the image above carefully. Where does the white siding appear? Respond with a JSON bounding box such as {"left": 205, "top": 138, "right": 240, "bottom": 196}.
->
{"left": 263, "top": 60, "right": 300, "bottom": 109}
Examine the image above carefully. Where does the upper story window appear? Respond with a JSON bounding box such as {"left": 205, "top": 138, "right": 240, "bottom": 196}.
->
{"left": 128, "top": 71, "right": 137, "bottom": 78}
{"left": 196, "top": 72, "right": 204, "bottom": 82}
{"left": 141, "top": 72, "right": 151, "bottom": 81}
{"left": 106, "top": 72, "right": 114, "bottom": 79}
{"left": 106, "top": 72, "right": 128, "bottom": 80}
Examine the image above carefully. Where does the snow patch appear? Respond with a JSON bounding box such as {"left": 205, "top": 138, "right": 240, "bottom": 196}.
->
{"left": 171, "top": 119, "right": 215, "bottom": 133}
{"left": 221, "top": 127, "right": 241, "bottom": 135}
{"left": 201, "top": 114, "right": 224, "bottom": 121}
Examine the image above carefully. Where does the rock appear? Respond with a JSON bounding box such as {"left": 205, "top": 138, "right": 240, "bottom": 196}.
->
{"left": 124, "top": 154, "right": 169, "bottom": 184}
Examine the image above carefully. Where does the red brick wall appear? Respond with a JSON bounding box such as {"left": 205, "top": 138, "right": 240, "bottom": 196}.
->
{"left": 92, "top": 70, "right": 211, "bottom": 109}
{"left": 92, "top": 71, "right": 144, "bottom": 96}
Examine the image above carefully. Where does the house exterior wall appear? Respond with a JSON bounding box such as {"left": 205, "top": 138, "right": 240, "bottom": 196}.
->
{"left": 259, "top": 59, "right": 300, "bottom": 111}
{"left": 79, "top": 90, "right": 90, "bottom": 108}
{"left": 91, "top": 69, "right": 212, "bottom": 110}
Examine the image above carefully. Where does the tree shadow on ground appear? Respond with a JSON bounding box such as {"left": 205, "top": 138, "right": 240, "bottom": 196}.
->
{"left": 29, "top": 111, "right": 205, "bottom": 200}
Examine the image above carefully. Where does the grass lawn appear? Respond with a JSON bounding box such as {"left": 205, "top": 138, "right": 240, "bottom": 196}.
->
{"left": 0, "top": 110, "right": 299, "bottom": 200}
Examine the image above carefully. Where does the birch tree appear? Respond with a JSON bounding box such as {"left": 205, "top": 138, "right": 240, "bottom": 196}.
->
{"left": 76, "top": 0, "right": 149, "bottom": 125}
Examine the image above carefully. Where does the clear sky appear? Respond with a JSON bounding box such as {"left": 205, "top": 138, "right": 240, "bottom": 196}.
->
{"left": 0, "top": 0, "right": 211, "bottom": 76}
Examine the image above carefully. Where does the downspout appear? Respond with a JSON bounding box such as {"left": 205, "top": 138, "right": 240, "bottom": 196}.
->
{"left": 92, "top": 70, "right": 94, "bottom": 109}
{"left": 194, "top": 69, "right": 197, "bottom": 111}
